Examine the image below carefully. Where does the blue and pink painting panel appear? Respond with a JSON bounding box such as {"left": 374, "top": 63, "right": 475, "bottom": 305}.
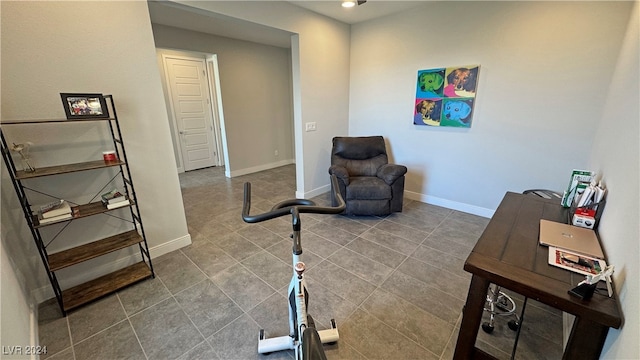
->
{"left": 414, "top": 65, "right": 479, "bottom": 128}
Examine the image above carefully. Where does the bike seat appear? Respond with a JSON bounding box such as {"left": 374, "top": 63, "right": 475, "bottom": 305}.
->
{"left": 302, "top": 327, "right": 327, "bottom": 360}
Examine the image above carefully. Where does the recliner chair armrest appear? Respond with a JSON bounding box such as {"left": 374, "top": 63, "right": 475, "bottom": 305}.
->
{"left": 328, "top": 165, "right": 350, "bottom": 185}
{"left": 377, "top": 164, "right": 407, "bottom": 185}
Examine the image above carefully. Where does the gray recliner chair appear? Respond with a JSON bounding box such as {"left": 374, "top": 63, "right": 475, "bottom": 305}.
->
{"left": 328, "top": 136, "right": 407, "bottom": 216}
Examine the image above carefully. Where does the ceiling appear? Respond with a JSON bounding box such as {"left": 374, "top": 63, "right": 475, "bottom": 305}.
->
{"left": 147, "top": 1, "right": 425, "bottom": 48}
{"left": 289, "top": 1, "right": 425, "bottom": 24}
{"left": 147, "top": 1, "right": 294, "bottom": 48}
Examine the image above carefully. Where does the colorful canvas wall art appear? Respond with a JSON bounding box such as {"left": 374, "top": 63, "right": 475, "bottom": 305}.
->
{"left": 414, "top": 65, "right": 479, "bottom": 128}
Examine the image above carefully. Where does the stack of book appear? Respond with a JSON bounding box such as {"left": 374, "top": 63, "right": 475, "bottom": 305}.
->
{"left": 37, "top": 200, "right": 73, "bottom": 224}
{"left": 101, "top": 189, "right": 130, "bottom": 209}
{"left": 574, "top": 181, "right": 606, "bottom": 208}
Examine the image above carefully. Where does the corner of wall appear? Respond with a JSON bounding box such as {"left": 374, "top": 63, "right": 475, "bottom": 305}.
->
{"left": 1, "top": 240, "right": 39, "bottom": 352}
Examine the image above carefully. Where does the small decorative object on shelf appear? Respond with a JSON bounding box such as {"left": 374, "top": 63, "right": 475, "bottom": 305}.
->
{"left": 10, "top": 142, "right": 36, "bottom": 172}
{"left": 102, "top": 150, "right": 117, "bottom": 162}
{"left": 60, "top": 93, "right": 109, "bottom": 119}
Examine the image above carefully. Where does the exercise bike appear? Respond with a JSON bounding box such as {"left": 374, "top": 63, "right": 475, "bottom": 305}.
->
{"left": 242, "top": 174, "right": 346, "bottom": 360}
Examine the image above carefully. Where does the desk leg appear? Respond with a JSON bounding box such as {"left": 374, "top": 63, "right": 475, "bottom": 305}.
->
{"left": 454, "top": 274, "right": 490, "bottom": 360}
{"left": 563, "top": 316, "right": 609, "bottom": 360}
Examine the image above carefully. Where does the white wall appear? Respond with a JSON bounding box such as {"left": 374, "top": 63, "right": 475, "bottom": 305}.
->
{"left": 152, "top": 25, "right": 295, "bottom": 175}
{"left": 173, "top": 1, "right": 351, "bottom": 196}
{"left": 590, "top": 2, "right": 639, "bottom": 358}
{"left": 1, "top": 122, "right": 45, "bottom": 353}
{"left": 0, "top": 0, "right": 349, "bottom": 345}
{"left": 1, "top": 242, "right": 36, "bottom": 359}
{"left": 349, "top": 1, "right": 633, "bottom": 216}
{"left": 3, "top": 1, "right": 634, "bottom": 356}
{"left": 349, "top": 2, "right": 637, "bottom": 357}
{"left": 1, "top": 1, "right": 189, "bottom": 302}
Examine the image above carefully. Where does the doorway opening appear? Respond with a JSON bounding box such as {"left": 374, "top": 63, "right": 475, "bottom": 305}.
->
{"left": 159, "top": 51, "right": 227, "bottom": 174}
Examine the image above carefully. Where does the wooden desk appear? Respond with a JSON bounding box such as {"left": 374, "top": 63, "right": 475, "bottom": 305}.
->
{"left": 453, "top": 192, "right": 622, "bottom": 360}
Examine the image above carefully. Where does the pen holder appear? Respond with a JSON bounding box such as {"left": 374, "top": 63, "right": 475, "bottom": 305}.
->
{"left": 569, "top": 200, "right": 605, "bottom": 230}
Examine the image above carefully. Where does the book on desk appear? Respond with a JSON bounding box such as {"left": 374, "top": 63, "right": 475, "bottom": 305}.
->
{"left": 548, "top": 246, "right": 607, "bottom": 277}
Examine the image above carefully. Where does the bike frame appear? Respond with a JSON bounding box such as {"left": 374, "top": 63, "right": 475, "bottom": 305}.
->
{"left": 244, "top": 175, "right": 344, "bottom": 360}
{"left": 290, "top": 244, "right": 308, "bottom": 359}
{"left": 256, "top": 221, "right": 339, "bottom": 359}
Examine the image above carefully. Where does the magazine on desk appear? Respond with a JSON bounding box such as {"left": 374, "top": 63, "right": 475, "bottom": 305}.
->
{"left": 548, "top": 246, "right": 607, "bottom": 277}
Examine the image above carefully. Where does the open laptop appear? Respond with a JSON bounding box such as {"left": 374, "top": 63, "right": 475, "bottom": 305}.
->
{"left": 539, "top": 219, "right": 604, "bottom": 259}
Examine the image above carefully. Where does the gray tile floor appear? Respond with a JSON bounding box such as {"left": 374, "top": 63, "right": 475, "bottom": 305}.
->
{"left": 38, "top": 165, "right": 563, "bottom": 359}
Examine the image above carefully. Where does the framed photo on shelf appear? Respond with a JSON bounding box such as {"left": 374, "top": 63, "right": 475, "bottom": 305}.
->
{"left": 60, "top": 93, "right": 109, "bottom": 119}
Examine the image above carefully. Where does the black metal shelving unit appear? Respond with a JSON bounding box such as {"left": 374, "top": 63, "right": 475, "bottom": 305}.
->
{"left": 1, "top": 95, "right": 154, "bottom": 316}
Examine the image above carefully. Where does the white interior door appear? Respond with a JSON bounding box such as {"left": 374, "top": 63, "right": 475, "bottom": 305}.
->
{"left": 165, "top": 56, "right": 218, "bottom": 171}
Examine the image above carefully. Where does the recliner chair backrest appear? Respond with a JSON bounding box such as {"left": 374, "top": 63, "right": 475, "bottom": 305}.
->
{"left": 331, "top": 136, "right": 388, "bottom": 177}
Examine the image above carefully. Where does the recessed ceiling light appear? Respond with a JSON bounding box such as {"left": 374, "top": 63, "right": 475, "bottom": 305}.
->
{"left": 342, "top": 1, "right": 356, "bottom": 8}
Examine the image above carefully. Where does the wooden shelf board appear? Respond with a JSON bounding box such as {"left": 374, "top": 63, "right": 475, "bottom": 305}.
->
{"left": 33, "top": 200, "right": 134, "bottom": 228}
{"left": 1, "top": 118, "right": 115, "bottom": 124}
{"left": 62, "top": 262, "right": 152, "bottom": 312}
{"left": 16, "top": 160, "right": 124, "bottom": 179}
{"left": 73, "top": 200, "right": 134, "bottom": 218}
{"left": 48, "top": 230, "right": 142, "bottom": 271}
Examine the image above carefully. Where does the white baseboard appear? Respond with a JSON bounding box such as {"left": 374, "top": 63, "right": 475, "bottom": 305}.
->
{"left": 297, "top": 183, "right": 330, "bottom": 200}
{"left": 228, "top": 159, "right": 294, "bottom": 178}
{"left": 296, "top": 185, "right": 495, "bottom": 218}
{"left": 31, "top": 234, "right": 192, "bottom": 305}
{"left": 149, "top": 233, "right": 192, "bottom": 259}
{"left": 31, "top": 303, "right": 39, "bottom": 353}
{"left": 404, "top": 190, "right": 494, "bottom": 218}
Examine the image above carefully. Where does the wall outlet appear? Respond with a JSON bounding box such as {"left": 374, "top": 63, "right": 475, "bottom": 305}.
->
{"left": 305, "top": 122, "right": 317, "bottom": 132}
{"left": 275, "top": 150, "right": 279, "bottom": 156}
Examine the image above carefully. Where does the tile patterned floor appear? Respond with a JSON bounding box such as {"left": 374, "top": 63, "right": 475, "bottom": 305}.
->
{"left": 38, "top": 165, "right": 563, "bottom": 359}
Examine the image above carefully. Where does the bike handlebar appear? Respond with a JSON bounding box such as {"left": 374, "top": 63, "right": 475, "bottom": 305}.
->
{"left": 242, "top": 174, "right": 346, "bottom": 224}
